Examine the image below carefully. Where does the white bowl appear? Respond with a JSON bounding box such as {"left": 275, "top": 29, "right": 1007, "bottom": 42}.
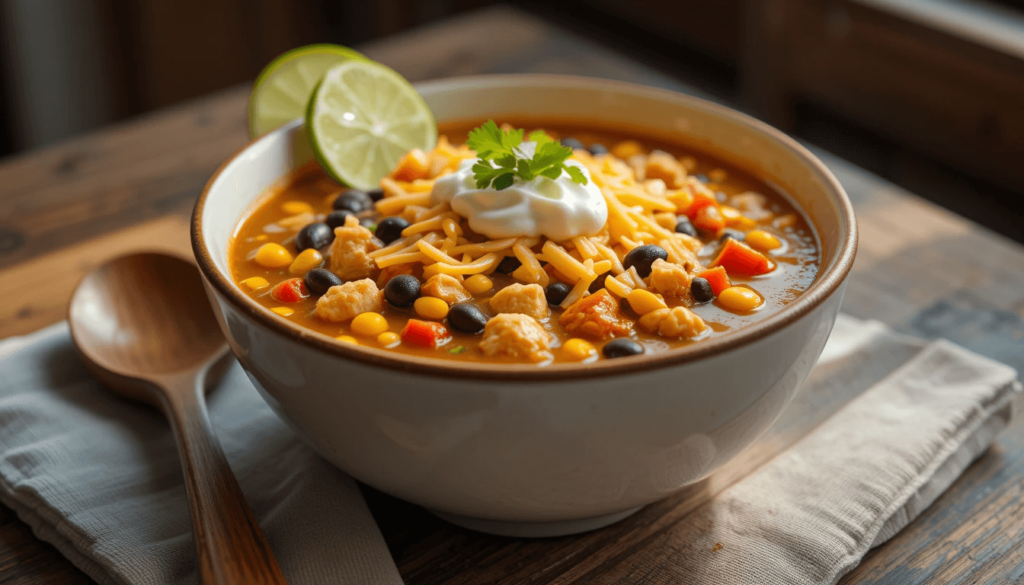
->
{"left": 193, "top": 75, "right": 857, "bottom": 537}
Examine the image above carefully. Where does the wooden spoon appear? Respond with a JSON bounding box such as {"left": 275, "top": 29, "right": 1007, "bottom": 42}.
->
{"left": 68, "top": 252, "right": 287, "bottom": 585}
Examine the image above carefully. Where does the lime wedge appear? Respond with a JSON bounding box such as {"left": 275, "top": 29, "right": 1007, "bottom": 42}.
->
{"left": 248, "top": 44, "right": 367, "bottom": 138}
{"left": 306, "top": 60, "right": 437, "bottom": 190}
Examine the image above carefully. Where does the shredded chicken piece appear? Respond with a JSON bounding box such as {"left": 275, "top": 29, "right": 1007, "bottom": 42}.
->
{"left": 328, "top": 220, "right": 382, "bottom": 281}
{"left": 479, "top": 313, "right": 553, "bottom": 363}
{"left": 645, "top": 150, "right": 686, "bottom": 188}
{"left": 559, "top": 290, "right": 633, "bottom": 339}
{"left": 648, "top": 259, "right": 693, "bottom": 299}
{"left": 421, "top": 274, "right": 471, "bottom": 304}
{"left": 489, "top": 283, "right": 549, "bottom": 319}
{"left": 638, "top": 306, "right": 706, "bottom": 339}
{"left": 315, "top": 279, "right": 383, "bottom": 322}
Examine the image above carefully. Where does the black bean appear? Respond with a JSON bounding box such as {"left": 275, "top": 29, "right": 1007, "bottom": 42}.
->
{"left": 693, "top": 173, "right": 709, "bottom": 184}
{"left": 589, "top": 271, "right": 610, "bottom": 293}
{"left": 588, "top": 143, "right": 608, "bottom": 155}
{"left": 325, "top": 210, "right": 353, "bottom": 230}
{"left": 375, "top": 217, "right": 411, "bottom": 245}
{"left": 720, "top": 229, "right": 745, "bottom": 244}
{"left": 295, "top": 222, "right": 333, "bottom": 251}
{"left": 333, "top": 190, "right": 373, "bottom": 213}
{"left": 448, "top": 303, "right": 488, "bottom": 334}
{"left": 602, "top": 338, "right": 644, "bottom": 359}
{"left": 367, "top": 188, "right": 385, "bottom": 202}
{"left": 622, "top": 245, "right": 668, "bottom": 278}
{"left": 545, "top": 282, "right": 571, "bottom": 306}
{"left": 497, "top": 256, "right": 522, "bottom": 274}
{"left": 560, "top": 137, "right": 585, "bottom": 150}
{"left": 691, "top": 277, "right": 714, "bottom": 303}
{"left": 384, "top": 274, "right": 420, "bottom": 307}
{"left": 675, "top": 216, "right": 697, "bottom": 237}
{"left": 304, "top": 268, "right": 342, "bottom": 296}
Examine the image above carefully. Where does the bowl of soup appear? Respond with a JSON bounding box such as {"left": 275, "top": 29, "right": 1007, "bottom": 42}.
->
{"left": 193, "top": 74, "right": 856, "bottom": 537}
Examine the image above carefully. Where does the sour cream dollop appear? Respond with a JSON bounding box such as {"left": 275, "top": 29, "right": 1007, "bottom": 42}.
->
{"left": 430, "top": 142, "right": 608, "bottom": 241}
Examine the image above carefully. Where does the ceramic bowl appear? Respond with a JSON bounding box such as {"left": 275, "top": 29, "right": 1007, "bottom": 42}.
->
{"left": 192, "top": 75, "right": 857, "bottom": 537}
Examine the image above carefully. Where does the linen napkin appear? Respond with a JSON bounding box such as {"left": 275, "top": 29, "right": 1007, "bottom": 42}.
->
{"left": 0, "top": 316, "right": 1018, "bottom": 585}
{"left": 0, "top": 322, "right": 403, "bottom": 585}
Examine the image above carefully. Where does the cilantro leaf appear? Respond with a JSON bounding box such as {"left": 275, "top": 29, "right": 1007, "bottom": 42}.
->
{"left": 467, "top": 123, "right": 589, "bottom": 190}
{"left": 566, "top": 165, "right": 588, "bottom": 185}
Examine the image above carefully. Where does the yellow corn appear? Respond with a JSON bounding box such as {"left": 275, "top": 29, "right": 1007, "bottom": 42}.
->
{"left": 563, "top": 338, "right": 597, "bottom": 361}
{"left": 627, "top": 289, "right": 668, "bottom": 315}
{"left": 611, "top": 140, "right": 644, "bottom": 159}
{"left": 289, "top": 248, "right": 323, "bottom": 275}
{"left": 270, "top": 306, "right": 295, "bottom": 317}
{"left": 377, "top": 331, "right": 401, "bottom": 346}
{"left": 464, "top": 274, "right": 493, "bottom": 295}
{"left": 336, "top": 335, "right": 358, "bottom": 344}
{"left": 254, "top": 243, "right": 293, "bottom": 269}
{"left": 720, "top": 206, "right": 757, "bottom": 231}
{"left": 281, "top": 201, "right": 314, "bottom": 215}
{"left": 745, "top": 230, "right": 782, "bottom": 251}
{"left": 240, "top": 276, "right": 269, "bottom": 290}
{"left": 718, "top": 286, "right": 762, "bottom": 312}
{"left": 351, "top": 312, "right": 389, "bottom": 337}
{"left": 415, "top": 296, "right": 449, "bottom": 320}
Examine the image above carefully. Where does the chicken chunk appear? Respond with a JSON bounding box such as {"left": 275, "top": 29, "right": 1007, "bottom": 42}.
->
{"left": 328, "top": 220, "right": 382, "bottom": 282}
{"left": 489, "top": 283, "right": 549, "bottom": 320}
{"left": 645, "top": 150, "right": 686, "bottom": 188}
{"left": 558, "top": 289, "right": 633, "bottom": 339}
{"left": 648, "top": 258, "right": 693, "bottom": 299}
{"left": 638, "top": 306, "right": 706, "bottom": 339}
{"left": 421, "top": 274, "right": 471, "bottom": 304}
{"left": 479, "top": 313, "right": 553, "bottom": 363}
{"left": 315, "top": 279, "right": 383, "bottom": 322}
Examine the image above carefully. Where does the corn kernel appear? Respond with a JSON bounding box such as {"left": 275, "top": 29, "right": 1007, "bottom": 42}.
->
{"left": 464, "top": 274, "right": 493, "bottom": 295}
{"left": 745, "top": 230, "right": 782, "bottom": 251}
{"left": 718, "top": 286, "right": 762, "bottom": 313}
{"left": 720, "top": 206, "right": 757, "bottom": 231}
{"left": 281, "top": 201, "right": 313, "bottom": 215}
{"left": 336, "top": 335, "right": 358, "bottom": 344}
{"left": 240, "top": 276, "right": 269, "bottom": 290}
{"left": 254, "top": 243, "right": 293, "bottom": 268}
{"left": 414, "top": 296, "right": 449, "bottom": 320}
{"left": 611, "top": 140, "right": 644, "bottom": 159}
{"left": 289, "top": 248, "right": 323, "bottom": 275}
{"left": 563, "top": 338, "right": 597, "bottom": 361}
{"left": 377, "top": 331, "right": 401, "bottom": 346}
{"left": 627, "top": 289, "right": 668, "bottom": 315}
{"left": 351, "top": 312, "right": 389, "bottom": 337}
{"left": 270, "top": 306, "right": 295, "bottom": 317}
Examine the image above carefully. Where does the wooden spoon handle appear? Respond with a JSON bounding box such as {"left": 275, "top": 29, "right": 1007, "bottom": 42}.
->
{"left": 160, "top": 373, "right": 288, "bottom": 585}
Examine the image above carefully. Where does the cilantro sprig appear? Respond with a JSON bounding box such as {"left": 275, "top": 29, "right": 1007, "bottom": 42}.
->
{"left": 466, "top": 120, "right": 588, "bottom": 190}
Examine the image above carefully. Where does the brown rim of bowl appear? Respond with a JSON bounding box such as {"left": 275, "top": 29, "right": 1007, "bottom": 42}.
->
{"left": 192, "top": 73, "right": 857, "bottom": 382}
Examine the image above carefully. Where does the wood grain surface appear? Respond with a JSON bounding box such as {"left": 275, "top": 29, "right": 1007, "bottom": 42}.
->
{"left": 0, "top": 6, "right": 1022, "bottom": 584}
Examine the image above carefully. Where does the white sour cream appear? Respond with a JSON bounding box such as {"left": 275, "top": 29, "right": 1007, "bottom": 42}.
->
{"left": 430, "top": 142, "right": 608, "bottom": 241}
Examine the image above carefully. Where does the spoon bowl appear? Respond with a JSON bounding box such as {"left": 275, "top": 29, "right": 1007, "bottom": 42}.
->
{"left": 69, "top": 252, "right": 286, "bottom": 584}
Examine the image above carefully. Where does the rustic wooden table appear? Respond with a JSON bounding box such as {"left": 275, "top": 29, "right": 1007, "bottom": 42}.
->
{"left": 1, "top": 6, "right": 1022, "bottom": 584}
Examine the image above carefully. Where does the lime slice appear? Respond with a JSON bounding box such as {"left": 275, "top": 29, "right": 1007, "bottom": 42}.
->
{"left": 248, "top": 44, "right": 367, "bottom": 138}
{"left": 306, "top": 60, "right": 437, "bottom": 190}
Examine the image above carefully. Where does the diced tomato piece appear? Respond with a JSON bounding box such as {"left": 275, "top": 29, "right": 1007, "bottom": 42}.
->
{"left": 696, "top": 266, "right": 732, "bottom": 296}
{"left": 684, "top": 189, "right": 718, "bottom": 217}
{"left": 711, "top": 239, "right": 774, "bottom": 276}
{"left": 401, "top": 319, "right": 450, "bottom": 349}
{"left": 271, "top": 278, "right": 309, "bottom": 303}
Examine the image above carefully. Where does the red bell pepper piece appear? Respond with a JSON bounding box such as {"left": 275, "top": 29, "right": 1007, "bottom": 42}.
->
{"left": 401, "top": 319, "right": 450, "bottom": 349}
{"left": 711, "top": 239, "right": 774, "bottom": 276}
{"left": 695, "top": 266, "right": 732, "bottom": 296}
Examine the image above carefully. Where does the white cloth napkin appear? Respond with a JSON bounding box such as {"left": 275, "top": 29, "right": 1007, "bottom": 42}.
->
{"left": 0, "top": 322, "right": 403, "bottom": 585}
{"left": 0, "top": 315, "right": 1018, "bottom": 585}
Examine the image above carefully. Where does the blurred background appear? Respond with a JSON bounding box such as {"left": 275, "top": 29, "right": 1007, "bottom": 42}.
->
{"left": 0, "top": 0, "right": 1021, "bottom": 242}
